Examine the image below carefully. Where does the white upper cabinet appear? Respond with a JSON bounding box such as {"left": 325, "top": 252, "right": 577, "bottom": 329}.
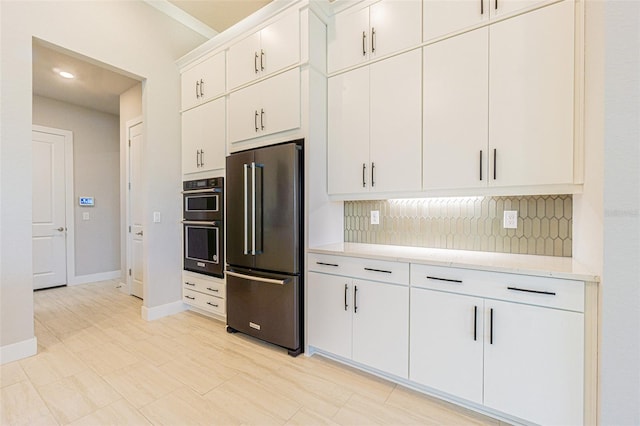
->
{"left": 181, "top": 52, "right": 225, "bottom": 111}
{"left": 227, "top": 10, "right": 300, "bottom": 90}
{"left": 488, "top": 0, "right": 574, "bottom": 187}
{"left": 228, "top": 68, "right": 301, "bottom": 145}
{"left": 328, "top": 49, "right": 422, "bottom": 195}
{"left": 423, "top": 28, "right": 489, "bottom": 190}
{"left": 182, "top": 97, "right": 225, "bottom": 175}
{"left": 423, "top": 0, "right": 552, "bottom": 42}
{"left": 423, "top": 0, "right": 575, "bottom": 191}
{"left": 328, "top": 0, "right": 422, "bottom": 74}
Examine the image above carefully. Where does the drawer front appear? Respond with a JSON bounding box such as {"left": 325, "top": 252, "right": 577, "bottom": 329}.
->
{"left": 183, "top": 288, "right": 226, "bottom": 316}
{"left": 411, "top": 264, "right": 584, "bottom": 312}
{"left": 183, "top": 272, "right": 226, "bottom": 299}
{"left": 308, "top": 253, "right": 409, "bottom": 285}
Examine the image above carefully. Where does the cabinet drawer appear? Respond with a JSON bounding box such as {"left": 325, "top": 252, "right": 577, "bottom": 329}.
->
{"left": 183, "top": 272, "right": 226, "bottom": 299}
{"left": 183, "top": 289, "right": 226, "bottom": 316}
{"left": 411, "top": 264, "right": 584, "bottom": 312}
{"left": 308, "top": 253, "right": 409, "bottom": 285}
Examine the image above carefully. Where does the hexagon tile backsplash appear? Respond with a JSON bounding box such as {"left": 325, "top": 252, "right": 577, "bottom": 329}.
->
{"left": 344, "top": 195, "right": 572, "bottom": 257}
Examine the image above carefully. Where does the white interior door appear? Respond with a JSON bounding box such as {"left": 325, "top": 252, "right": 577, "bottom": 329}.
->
{"left": 128, "top": 121, "right": 144, "bottom": 299}
{"left": 32, "top": 130, "right": 67, "bottom": 289}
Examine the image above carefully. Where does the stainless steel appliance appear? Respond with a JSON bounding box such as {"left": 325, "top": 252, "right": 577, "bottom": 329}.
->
{"left": 182, "top": 178, "right": 224, "bottom": 278}
{"left": 225, "top": 140, "right": 303, "bottom": 356}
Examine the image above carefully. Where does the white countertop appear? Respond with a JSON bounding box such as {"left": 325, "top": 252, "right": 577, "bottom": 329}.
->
{"left": 308, "top": 243, "right": 600, "bottom": 282}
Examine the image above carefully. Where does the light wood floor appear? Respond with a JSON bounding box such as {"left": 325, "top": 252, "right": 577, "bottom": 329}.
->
{"left": 1, "top": 281, "right": 506, "bottom": 425}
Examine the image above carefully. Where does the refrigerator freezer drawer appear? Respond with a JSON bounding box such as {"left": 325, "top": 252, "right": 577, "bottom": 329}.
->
{"left": 226, "top": 270, "right": 301, "bottom": 352}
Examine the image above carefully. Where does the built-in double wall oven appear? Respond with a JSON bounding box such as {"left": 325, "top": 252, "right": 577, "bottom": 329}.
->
{"left": 182, "top": 177, "right": 224, "bottom": 278}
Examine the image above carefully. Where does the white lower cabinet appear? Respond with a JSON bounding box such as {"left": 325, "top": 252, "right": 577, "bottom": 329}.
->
{"left": 182, "top": 271, "right": 226, "bottom": 317}
{"left": 410, "top": 264, "right": 585, "bottom": 425}
{"left": 307, "top": 255, "right": 409, "bottom": 378}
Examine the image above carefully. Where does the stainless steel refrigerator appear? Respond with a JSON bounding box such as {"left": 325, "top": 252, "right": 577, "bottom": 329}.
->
{"left": 225, "top": 140, "right": 304, "bottom": 356}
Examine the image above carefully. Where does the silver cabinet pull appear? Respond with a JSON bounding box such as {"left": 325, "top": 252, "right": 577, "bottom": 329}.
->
{"left": 254, "top": 52, "right": 259, "bottom": 73}
{"left": 196, "top": 149, "right": 200, "bottom": 167}
{"left": 200, "top": 149, "right": 204, "bottom": 166}
{"left": 344, "top": 284, "right": 349, "bottom": 311}
{"left": 206, "top": 287, "right": 219, "bottom": 292}
{"left": 206, "top": 301, "right": 218, "bottom": 308}
{"left": 243, "top": 163, "right": 249, "bottom": 255}
{"left": 316, "top": 262, "right": 339, "bottom": 267}
{"left": 371, "top": 27, "right": 376, "bottom": 53}
{"left": 473, "top": 305, "right": 478, "bottom": 341}
{"left": 185, "top": 281, "right": 196, "bottom": 286}
{"left": 56, "top": 227, "right": 65, "bottom": 232}
{"left": 493, "top": 148, "right": 497, "bottom": 180}
{"left": 427, "top": 275, "right": 462, "bottom": 284}
{"left": 479, "top": 150, "right": 483, "bottom": 181}
{"left": 195, "top": 81, "right": 200, "bottom": 99}
{"left": 371, "top": 162, "right": 375, "bottom": 187}
{"left": 260, "top": 49, "right": 265, "bottom": 71}
{"left": 364, "top": 267, "right": 392, "bottom": 274}
{"left": 354, "top": 285, "right": 359, "bottom": 313}
{"left": 260, "top": 108, "right": 265, "bottom": 130}
{"left": 490, "top": 308, "right": 494, "bottom": 344}
{"left": 254, "top": 110, "right": 259, "bottom": 132}
{"left": 199, "top": 79, "right": 205, "bottom": 97}
{"left": 362, "top": 163, "right": 367, "bottom": 188}
{"left": 226, "top": 270, "right": 289, "bottom": 285}
{"left": 362, "top": 31, "right": 367, "bottom": 56}
{"left": 251, "top": 161, "right": 257, "bottom": 255}
{"left": 185, "top": 295, "right": 195, "bottom": 300}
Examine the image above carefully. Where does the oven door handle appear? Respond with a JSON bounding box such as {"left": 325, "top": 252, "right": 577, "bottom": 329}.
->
{"left": 226, "top": 270, "right": 289, "bottom": 285}
{"left": 181, "top": 220, "right": 220, "bottom": 226}
{"left": 181, "top": 188, "right": 221, "bottom": 194}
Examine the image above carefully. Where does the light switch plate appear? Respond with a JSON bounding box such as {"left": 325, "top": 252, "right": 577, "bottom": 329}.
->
{"left": 153, "top": 212, "right": 161, "bottom": 223}
{"left": 371, "top": 210, "right": 380, "bottom": 225}
{"left": 503, "top": 210, "right": 518, "bottom": 229}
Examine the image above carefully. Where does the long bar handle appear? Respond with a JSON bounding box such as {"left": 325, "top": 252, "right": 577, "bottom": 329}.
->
{"left": 507, "top": 286, "right": 557, "bottom": 296}
{"left": 181, "top": 220, "right": 221, "bottom": 226}
{"left": 362, "top": 31, "right": 367, "bottom": 56}
{"left": 206, "top": 287, "right": 219, "bottom": 293}
{"left": 344, "top": 284, "right": 348, "bottom": 311}
{"left": 481, "top": 0, "right": 484, "bottom": 15}
{"left": 316, "top": 262, "right": 339, "bottom": 267}
{"left": 206, "top": 301, "right": 219, "bottom": 308}
{"left": 364, "top": 267, "right": 392, "bottom": 274}
{"left": 181, "top": 188, "right": 222, "bottom": 195}
{"left": 479, "top": 150, "right": 483, "bottom": 181}
{"left": 254, "top": 52, "right": 259, "bottom": 73}
{"left": 495, "top": 0, "right": 498, "bottom": 10}
{"left": 226, "top": 270, "right": 288, "bottom": 285}
{"left": 196, "top": 149, "right": 200, "bottom": 167}
{"left": 362, "top": 163, "right": 367, "bottom": 188}
{"left": 200, "top": 149, "right": 204, "bottom": 167}
{"left": 473, "top": 305, "right": 478, "bottom": 341}
{"left": 490, "top": 308, "right": 494, "bottom": 344}
{"left": 195, "top": 81, "right": 200, "bottom": 99}
{"left": 260, "top": 108, "right": 265, "bottom": 130}
{"left": 427, "top": 276, "right": 462, "bottom": 284}
{"left": 254, "top": 110, "right": 259, "bottom": 132}
{"left": 371, "top": 27, "right": 376, "bottom": 53}
{"left": 251, "top": 161, "right": 257, "bottom": 255}
{"left": 354, "top": 285, "right": 358, "bottom": 313}
{"left": 260, "top": 49, "right": 265, "bottom": 71}
{"left": 199, "top": 79, "right": 205, "bottom": 97}
{"left": 243, "top": 163, "right": 249, "bottom": 255}
{"left": 371, "top": 162, "right": 375, "bottom": 187}
{"left": 493, "top": 148, "right": 497, "bottom": 180}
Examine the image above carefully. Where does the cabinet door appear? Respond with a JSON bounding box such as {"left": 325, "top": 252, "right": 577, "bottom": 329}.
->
{"left": 181, "top": 52, "right": 225, "bottom": 111}
{"left": 307, "top": 272, "right": 352, "bottom": 359}
{"left": 352, "top": 279, "right": 409, "bottom": 378}
{"left": 258, "top": 68, "right": 301, "bottom": 138}
{"left": 260, "top": 10, "right": 300, "bottom": 77}
{"left": 227, "top": 32, "right": 262, "bottom": 90}
{"left": 489, "top": 0, "right": 574, "bottom": 187}
{"left": 327, "top": 66, "right": 370, "bottom": 195}
{"left": 228, "top": 81, "right": 261, "bottom": 144}
{"left": 423, "top": 28, "right": 488, "bottom": 190}
{"left": 369, "top": 49, "right": 422, "bottom": 193}
{"left": 484, "top": 300, "right": 584, "bottom": 425}
{"left": 369, "top": 0, "right": 421, "bottom": 59}
{"left": 182, "top": 107, "right": 201, "bottom": 174}
{"left": 423, "top": 0, "right": 488, "bottom": 41}
{"left": 182, "top": 98, "right": 226, "bottom": 174}
{"left": 410, "top": 289, "right": 484, "bottom": 404}
{"left": 327, "top": 5, "right": 369, "bottom": 73}
{"left": 198, "top": 98, "right": 226, "bottom": 172}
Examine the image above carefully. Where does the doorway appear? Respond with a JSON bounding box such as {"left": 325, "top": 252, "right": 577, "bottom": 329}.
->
{"left": 127, "top": 118, "right": 144, "bottom": 299}
{"left": 31, "top": 125, "right": 74, "bottom": 289}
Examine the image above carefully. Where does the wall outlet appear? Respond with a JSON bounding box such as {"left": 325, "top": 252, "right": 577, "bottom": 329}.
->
{"left": 370, "top": 210, "right": 380, "bottom": 225}
{"left": 153, "top": 211, "right": 161, "bottom": 223}
{"left": 503, "top": 210, "right": 518, "bottom": 229}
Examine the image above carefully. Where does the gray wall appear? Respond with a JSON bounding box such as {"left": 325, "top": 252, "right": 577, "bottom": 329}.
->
{"left": 600, "top": 0, "right": 640, "bottom": 423}
{"left": 32, "top": 95, "right": 120, "bottom": 277}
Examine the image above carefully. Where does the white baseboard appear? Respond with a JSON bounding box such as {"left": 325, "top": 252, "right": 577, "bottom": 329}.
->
{"left": 69, "top": 270, "right": 121, "bottom": 286}
{"left": 1, "top": 337, "right": 37, "bottom": 365}
{"left": 141, "top": 300, "right": 187, "bottom": 321}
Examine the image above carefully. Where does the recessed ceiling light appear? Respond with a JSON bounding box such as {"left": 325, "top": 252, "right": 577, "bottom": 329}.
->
{"left": 58, "top": 71, "right": 75, "bottom": 79}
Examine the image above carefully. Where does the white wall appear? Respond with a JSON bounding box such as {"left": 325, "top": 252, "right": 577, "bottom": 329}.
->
{"left": 0, "top": 1, "right": 205, "bottom": 353}
{"left": 119, "top": 84, "right": 143, "bottom": 283}
{"left": 32, "top": 95, "right": 120, "bottom": 278}
{"left": 600, "top": 1, "right": 640, "bottom": 424}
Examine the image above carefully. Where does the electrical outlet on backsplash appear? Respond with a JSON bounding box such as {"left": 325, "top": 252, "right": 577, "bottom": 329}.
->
{"left": 344, "top": 195, "right": 572, "bottom": 257}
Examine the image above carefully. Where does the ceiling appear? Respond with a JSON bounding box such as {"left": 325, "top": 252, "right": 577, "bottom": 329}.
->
{"left": 32, "top": 1, "right": 273, "bottom": 116}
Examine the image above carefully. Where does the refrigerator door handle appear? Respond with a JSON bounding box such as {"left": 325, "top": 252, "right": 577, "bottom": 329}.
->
{"left": 243, "top": 163, "right": 249, "bottom": 255}
{"left": 251, "top": 162, "right": 257, "bottom": 255}
{"left": 226, "top": 270, "right": 289, "bottom": 285}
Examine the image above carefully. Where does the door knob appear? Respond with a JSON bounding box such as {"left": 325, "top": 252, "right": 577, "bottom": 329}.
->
{"left": 57, "top": 227, "right": 65, "bottom": 232}
{"left": 136, "top": 231, "right": 143, "bottom": 236}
